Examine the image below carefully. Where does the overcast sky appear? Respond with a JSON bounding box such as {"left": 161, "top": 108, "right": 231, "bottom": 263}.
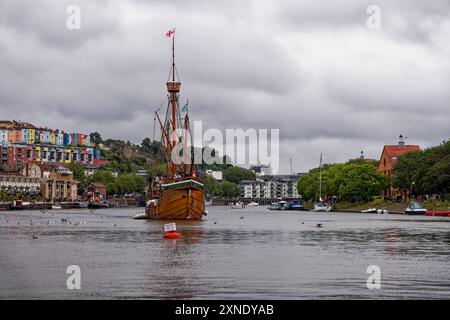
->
{"left": 0, "top": 0, "right": 449, "bottom": 173}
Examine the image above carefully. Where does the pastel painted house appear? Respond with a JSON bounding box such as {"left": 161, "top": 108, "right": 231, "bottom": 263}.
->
{"left": 21, "top": 128, "right": 29, "bottom": 144}
{"left": 0, "top": 129, "right": 8, "bottom": 144}
{"left": 56, "top": 133, "right": 64, "bottom": 146}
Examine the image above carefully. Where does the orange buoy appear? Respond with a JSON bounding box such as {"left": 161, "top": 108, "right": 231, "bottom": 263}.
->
{"left": 163, "top": 231, "right": 181, "bottom": 239}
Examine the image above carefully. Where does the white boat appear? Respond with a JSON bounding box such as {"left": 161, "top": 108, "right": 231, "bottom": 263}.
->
{"left": 133, "top": 211, "right": 150, "bottom": 219}
{"left": 311, "top": 202, "right": 332, "bottom": 212}
{"left": 310, "top": 154, "right": 331, "bottom": 212}
{"left": 268, "top": 201, "right": 287, "bottom": 210}
{"left": 246, "top": 201, "right": 259, "bottom": 207}
{"left": 361, "top": 208, "right": 378, "bottom": 213}
{"left": 52, "top": 204, "right": 62, "bottom": 210}
{"left": 230, "top": 201, "right": 244, "bottom": 209}
{"left": 361, "top": 207, "right": 388, "bottom": 214}
{"left": 405, "top": 202, "right": 427, "bottom": 215}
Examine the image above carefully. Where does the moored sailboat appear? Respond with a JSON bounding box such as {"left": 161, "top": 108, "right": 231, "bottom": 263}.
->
{"left": 310, "top": 153, "right": 332, "bottom": 212}
{"left": 144, "top": 30, "right": 206, "bottom": 220}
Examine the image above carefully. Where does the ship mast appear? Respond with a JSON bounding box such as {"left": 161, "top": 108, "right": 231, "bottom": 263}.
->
{"left": 157, "top": 32, "right": 181, "bottom": 179}
{"left": 154, "top": 31, "right": 196, "bottom": 180}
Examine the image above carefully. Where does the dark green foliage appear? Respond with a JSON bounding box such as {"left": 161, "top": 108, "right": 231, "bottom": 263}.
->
{"left": 297, "top": 162, "right": 389, "bottom": 202}
{"left": 394, "top": 139, "right": 450, "bottom": 196}
{"left": 223, "top": 166, "right": 256, "bottom": 184}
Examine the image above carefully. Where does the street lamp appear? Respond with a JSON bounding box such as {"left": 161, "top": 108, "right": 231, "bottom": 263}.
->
{"left": 410, "top": 181, "right": 415, "bottom": 198}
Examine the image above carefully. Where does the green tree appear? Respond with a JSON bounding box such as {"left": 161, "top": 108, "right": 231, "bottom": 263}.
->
{"left": 220, "top": 181, "right": 240, "bottom": 197}
{"left": 393, "top": 139, "right": 450, "bottom": 196}
{"left": 67, "top": 162, "right": 87, "bottom": 192}
{"left": 204, "top": 175, "right": 221, "bottom": 196}
{"left": 89, "top": 132, "right": 103, "bottom": 145}
{"left": 337, "top": 163, "right": 389, "bottom": 202}
{"left": 393, "top": 150, "right": 424, "bottom": 192}
{"left": 223, "top": 166, "right": 255, "bottom": 184}
{"left": 297, "top": 162, "right": 388, "bottom": 202}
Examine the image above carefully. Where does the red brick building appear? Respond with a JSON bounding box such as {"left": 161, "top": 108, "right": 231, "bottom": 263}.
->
{"left": 377, "top": 135, "right": 421, "bottom": 198}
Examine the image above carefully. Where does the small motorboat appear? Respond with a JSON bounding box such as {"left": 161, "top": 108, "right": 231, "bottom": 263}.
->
{"left": 268, "top": 201, "right": 287, "bottom": 210}
{"left": 310, "top": 202, "right": 332, "bottom": 212}
{"left": 52, "top": 204, "right": 63, "bottom": 210}
{"left": 72, "top": 202, "right": 89, "bottom": 209}
{"left": 377, "top": 208, "right": 389, "bottom": 214}
{"left": 268, "top": 203, "right": 278, "bottom": 210}
{"left": 133, "top": 211, "right": 150, "bottom": 219}
{"left": 361, "top": 208, "right": 378, "bottom": 213}
{"left": 286, "top": 199, "right": 304, "bottom": 211}
{"left": 405, "top": 202, "right": 427, "bottom": 215}
{"left": 230, "top": 201, "right": 244, "bottom": 209}
{"left": 88, "top": 202, "right": 109, "bottom": 209}
{"left": 10, "top": 200, "right": 29, "bottom": 210}
{"left": 246, "top": 201, "right": 259, "bottom": 207}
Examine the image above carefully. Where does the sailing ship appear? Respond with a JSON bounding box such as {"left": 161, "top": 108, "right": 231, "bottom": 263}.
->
{"left": 144, "top": 30, "right": 206, "bottom": 220}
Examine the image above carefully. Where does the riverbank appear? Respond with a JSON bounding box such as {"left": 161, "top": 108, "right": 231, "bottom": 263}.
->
{"left": 0, "top": 201, "right": 142, "bottom": 211}
{"left": 331, "top": 199, "right": 450, "bottom": 214}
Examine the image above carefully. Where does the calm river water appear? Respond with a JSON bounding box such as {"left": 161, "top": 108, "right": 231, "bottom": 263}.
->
{"left": 0, "top": 206, "right": 449, "bottom": 299}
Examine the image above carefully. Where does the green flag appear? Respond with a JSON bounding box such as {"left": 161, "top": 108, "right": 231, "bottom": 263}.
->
{"left": 182, "top": 102, "right": 188, "bottom": 113}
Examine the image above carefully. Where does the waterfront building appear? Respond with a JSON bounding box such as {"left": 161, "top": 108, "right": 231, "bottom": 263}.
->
{"left": 40, "top": 166, "right": 77, "bottom": 201}
{"left": 205, "top": 169, "right": 223, "bottom": 181}
{"left": 239, "top": 173, "right": 304, "bottom": 199}
{"left": 85, "top": 182, "right": 107, "bottom": 202}
{"left": 250, "top": 164, "right": 272, "bottom": 177}
{"left": 0, "top": 175, "right": 41, "bottom": 196}
{"left": 377, "top": 135, "right": 421, "bottom": 198}
{"left": 0, "top": 121, "right": 106, "bottom": 176}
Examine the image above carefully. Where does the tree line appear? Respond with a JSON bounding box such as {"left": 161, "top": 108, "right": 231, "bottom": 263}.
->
{"left": 67, "top": 163, "right": 146, "bottom": 196}
{"left": 297, "top": 161, "right": 389, "bottom": 202}
{"left": 393, "top": 139, "right": 450, "bottom": 198}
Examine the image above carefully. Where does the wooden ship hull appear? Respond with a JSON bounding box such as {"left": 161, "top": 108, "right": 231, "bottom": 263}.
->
{"left": 145, "top": 179, "right": 205, "bottom": 220}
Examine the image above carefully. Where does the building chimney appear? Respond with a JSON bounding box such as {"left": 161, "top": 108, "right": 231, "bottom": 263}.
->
{"left": 398, "top": 134, "right": 405, "bottom": 146}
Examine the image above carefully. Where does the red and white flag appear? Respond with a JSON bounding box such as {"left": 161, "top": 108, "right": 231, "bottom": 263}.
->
{"left": 166, "top": 28, "right": 175, "bottom": 38}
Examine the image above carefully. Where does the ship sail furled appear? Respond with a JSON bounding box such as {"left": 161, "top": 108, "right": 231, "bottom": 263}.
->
{"left": 145, "top": 30, "right": 206, "bottom": 220}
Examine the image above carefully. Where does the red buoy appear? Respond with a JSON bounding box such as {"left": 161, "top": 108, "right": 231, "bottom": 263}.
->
{"left": 163, "top": 231, "right": 181, "bottom": 239}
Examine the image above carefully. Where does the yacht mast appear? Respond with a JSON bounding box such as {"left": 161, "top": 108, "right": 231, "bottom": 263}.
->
{"left": 319, "top": 153, "right": 322, "bottom": 199}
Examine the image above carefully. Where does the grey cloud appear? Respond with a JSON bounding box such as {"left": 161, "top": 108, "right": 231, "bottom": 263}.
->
{"left": 0, "top": 0, "right": 118, "bottom": 49}
{"left": 0, "top": 0, "right": 449, "bottom": 173}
